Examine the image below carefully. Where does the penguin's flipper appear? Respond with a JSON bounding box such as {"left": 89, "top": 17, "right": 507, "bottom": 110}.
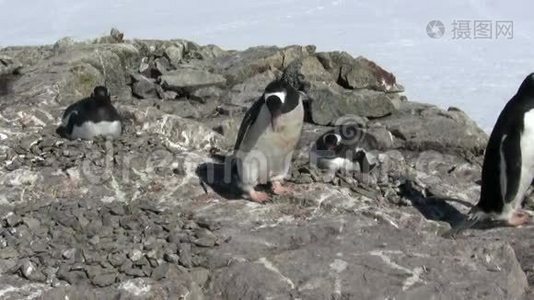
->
{"left": 500, "top": 131, "right": 523, "bottom": 205}
{"left": 234, "top": 98, "right": 264, "bottom": 151}
{"left": 64, "top": 111, "right": 80, "bottom": 138}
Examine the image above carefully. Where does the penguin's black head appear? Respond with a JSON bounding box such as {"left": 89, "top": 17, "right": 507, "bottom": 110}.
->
{"left": 316, "top": 132, "right": 342, "bottom": 152}
{"left": 263, "top": 80, "right": 299, "bottom": 130}
{"left": 91, "top": 86, "right": 111, "bottom": 103}
{"left": 518, "top": 73, "right": 534, "bottom": 96}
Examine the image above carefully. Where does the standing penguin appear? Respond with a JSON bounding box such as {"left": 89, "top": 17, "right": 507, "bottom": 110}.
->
{"left": 311, "top": 124, "right": 379, "bottom": 173}
{"left": 449, "top": 73, "right": 534, "bottom": 235}
{"left": 58, "top": 86, "right": 122, "bottom": 140}
{"left": 233, "top": 79, "right": 304, "bottom": 202}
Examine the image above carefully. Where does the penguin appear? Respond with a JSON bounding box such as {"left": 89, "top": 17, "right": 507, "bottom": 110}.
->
{"left": 58, "top": 86, "right": 122, "bottom": 140}
{"left": 448, "top": 73, "right": 534, "bottom": 236}
{"left": 233, "top": 79, "right": 305, "bottom": 203}
{"left": 311, "top": 124, "right": 379, "bottom": 173}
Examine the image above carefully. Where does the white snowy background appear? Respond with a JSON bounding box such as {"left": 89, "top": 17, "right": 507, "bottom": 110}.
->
{"left": 1, "top": 0, "right": 533, "bottom": 132}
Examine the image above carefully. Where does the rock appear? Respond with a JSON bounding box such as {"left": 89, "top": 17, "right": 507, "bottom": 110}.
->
{"left": 373, "top": 102, "right": 488, "bottom": 156}
{"left": 135, "top": 108, "right": 228, "bottom": 150}
{"left": 299, "top": 55, "right": 334, "bottom": 83}
{"left": 0, "top": 55, "right": 22, "bottom": 75}
{"left": 178, "top": 243, "right": 193, "bottom": 268}
{"left": 151, "top": 263, "right": 170, "bottom": 280}
{"left": 207, "top": 217, "right": 528, "bottom": 299}
{"left": 4, "top": 212, "right": 22, "bottom": 227}
{"left": 131, "top": 74, "right": 158, "bottom": 99}
{"left": 195, "top": 44, "right": 227, "bottom": 60}
{"left": 110, "top": 28, "right": 125, "bottom": 43}
{"left": 128, "top": 249, "right": 143, "bottom": 262}
{"left": 224, "top": 70, "right": 278, "bottom": 107}
{"left": 164, "top": 252, "right": 180, "bottom": 264}
{"left": 210, "top": 261, "right": 294, "bottom": 299}
{"left": 62, "top": 248, "right": 76, "bottom": 260}
{"left": 91, "top": 272, "right": 117, "bottom": 287}
{"left": 193, "top": 228, "right": 217, "bottom": 247}
{"left": 165, "top": 45, "right": 185, "bottom": 67}
{"left": 190, "top": 267, "right": 210, "bottom": 287}
{"left": 161, "top": 69, "right": 226, "bottom": 91}
{"left": 308, "top": 82, "right": 397, "bottom": 125}
{"left": 162, "top": 90, "right": 178, "bottom": 100}
{"left": 317, "top": 52, "right": 404, "bottom": 92}
{"left": 0, "top": 247, "right": 18, "bottom": 259}
{"left": 20, "top": 259, "right": 46, "bottom": 282}
{"left": 191, "top": 86, "right": 224, "bottom": 103}
{"left": 213, "top": 45, "right": 314, "bottom": 85}
{"left": 154, "top": 57, "right": 171, "bottom": 74}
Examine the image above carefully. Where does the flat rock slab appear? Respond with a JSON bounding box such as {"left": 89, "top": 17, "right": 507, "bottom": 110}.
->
{"left": 160, "top": 69, "right": 226, "bottom": 90}
{"left": 206, "top": 217, "right": 527, "bottom": 300}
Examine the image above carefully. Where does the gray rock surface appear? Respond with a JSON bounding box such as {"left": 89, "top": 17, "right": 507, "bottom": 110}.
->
{"left": 160, "top": 68, "right": 226, "bottom": 91}
{"left": 0, "top": 32, "right": 531, "bottom": 300}
{"left": 308, "top": 82, "right": 398, "bottom": 125}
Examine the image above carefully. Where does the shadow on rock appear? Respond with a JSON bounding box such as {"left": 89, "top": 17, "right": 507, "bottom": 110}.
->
{"left": 400, "top": 180, "right": 468, "bottom": 227}
{"left": 196, "top": 160, "right": 242, "bottom": 200}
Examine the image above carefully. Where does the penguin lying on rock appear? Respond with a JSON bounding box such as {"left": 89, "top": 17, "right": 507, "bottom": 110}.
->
{"left": 57, "top": 86, "right": 122, "bottom": 140}
{"left": 233, "top": 79, "right": 305, "bottom": 203}
{"left": 311, "top": 124, "right": 379, "bottom": 174}
{"left": 448, "top": 73, "right": 534, "bottom": 236}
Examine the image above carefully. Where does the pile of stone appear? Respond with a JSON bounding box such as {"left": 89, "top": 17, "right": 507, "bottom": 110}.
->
{"left": 0, "top": 199, "right": 219, "bottom": 287}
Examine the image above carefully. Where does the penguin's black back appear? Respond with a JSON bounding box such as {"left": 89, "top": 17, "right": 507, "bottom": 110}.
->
{"left": 477, "top": 73, "right": 534, "bottom": 213}
{"left": 63, "top": 97, "right": 121, "bottom": 126}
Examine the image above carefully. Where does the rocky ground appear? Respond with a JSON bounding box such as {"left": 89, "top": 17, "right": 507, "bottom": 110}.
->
{"left": 0, "top": 29, "right": 532, "bottom": 299}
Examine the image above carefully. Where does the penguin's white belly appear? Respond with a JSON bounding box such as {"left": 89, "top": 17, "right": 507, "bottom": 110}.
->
{"left": 71, "top": 121, "right": 122, "bottom": 140}
{"left": 511, "top": 109, "right": 534, "bottom": 210}
{"left": 317, "top": 157, "right": 359, "bottom": 171}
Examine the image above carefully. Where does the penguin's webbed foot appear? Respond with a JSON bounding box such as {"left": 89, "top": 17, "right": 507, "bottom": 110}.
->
{"left": 249, "top": 190, "right": 270, "bottom": 203}
{"left": 508, "top": 209, "right": 532, "bottom": 226}
{"left": 271, "top": 181, "right": 292, "bottom": 196}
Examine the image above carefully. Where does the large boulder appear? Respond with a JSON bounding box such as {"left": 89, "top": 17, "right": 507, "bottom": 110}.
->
{"left": 213, "top": 45, "right": 315, "bottom": 86}
{"left": 131, "top": 74, "right": 159, "bottom": 99}
{"left": 317, "top": 51, "right": 404, "bottom": 93}
{"left": 160, "top": 68, "right": 226, "bottom": 91}
{"left": 373, "top": 101, "right": 488, "bottom": 156}
{"left": 7, "top": 42, "right": 140, "bottom": 108}
{"left": 222, "top": 70, "right": 278, "bottom": 107}
{"left": 308, "top": 82, "right": 398, "bottom": 125}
